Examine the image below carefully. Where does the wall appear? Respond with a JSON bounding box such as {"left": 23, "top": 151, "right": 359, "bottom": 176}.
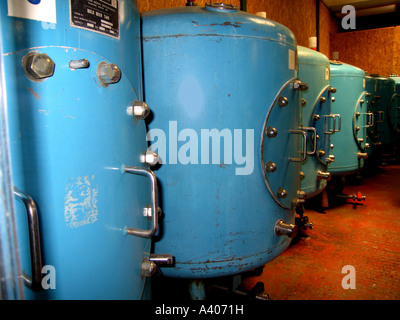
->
{"left": 331, "top": 27, "right": 400, "bottom": 77}
{"left": 136, "top": 0, "right": 338, "bottom": 59}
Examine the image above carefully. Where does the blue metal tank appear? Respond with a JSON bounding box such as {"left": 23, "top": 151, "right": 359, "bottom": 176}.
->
{"left": 372, "top": 77, "right": 396, "bottom": 149}
{"left": 297, "top": 46, "right": 336, "bottom": 199}
{"left": 142, "top": 4, "right": 306, "bottom": 279}
{"left": 328, "top": 61, "right": 367, "bottom": 176}
{"left": 388, "top": 76, "right": 400, "bottom": 136}
{"left": 0, "top": 0, "right": 158, "bottom": 299}
{"left": 365, "top": 75, "right": 378, "bottom": 156}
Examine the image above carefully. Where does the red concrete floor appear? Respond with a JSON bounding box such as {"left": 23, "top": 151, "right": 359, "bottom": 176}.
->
{"left": 240, "top": 165, "right": 400, "bottom": 300}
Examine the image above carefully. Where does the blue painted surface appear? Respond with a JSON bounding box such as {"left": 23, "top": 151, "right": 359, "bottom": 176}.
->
{"left": 297, "top": 46, "right": 334, "bottom": 198}
{"left": 1, "top": 0, "right": 152, "bottom": 299}
{"left": 373, "top": 77, "right": 396, "bottom": 148}
{"left": 329, "top": 61, "right": 366, "bottom": 176}
{"left": 142, "top": 7, "right": 300, "bottom": 278}
{"left": 365, "top": 75, "right": 378, "bottom": 156}
{"left": 388, "top": 76, "right": 400, "bottom": 136}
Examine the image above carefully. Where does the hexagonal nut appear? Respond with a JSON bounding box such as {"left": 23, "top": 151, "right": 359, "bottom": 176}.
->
{"left": 133, "top": 101, "right": 150, "bottom": 120}
{"left": 24, "top": 52, "right": 55, "bottom": 80}
{"left": 140, "top": 150, "right": 160, "bottom": 166}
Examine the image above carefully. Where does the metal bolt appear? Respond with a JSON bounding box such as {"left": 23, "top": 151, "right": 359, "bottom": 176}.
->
{"left": 313, "top": 114, "right": 320, "bottom": 121}
{"left": 331, "top": 97, "right": 336, "bottom": 102}
{"left": 266, "top": 127, "right": 278, "bottom": 138}
{"left": 23, "top": 52, "right": 55, "bottom": 81}
{"left": 317, "top": 170, "right": 331, "bottom": 181}
{"left": 365, "top": 143, "right": 370, "bottom": 149}
{"left": 292, "top": 198, "right": 305, "bottom": 208}
{"left": 265, "top": 161, "right": 277, "bottom": 173}
{"left": 127, "top": 100, "right": 150, "bottom": 120}
{"left": 357, "top": 152, "right": 368, "bottom": 159}
{"left": 300, "top": 171, "right": 305, "bottom": 180}
{"left": 143, "top": 206, "right": 162, "bottom": 218}
{"left": 141, "top": 259, "right": 157, "bottom": 277}
{"left": 320, "top": 97, "right": 326, "bottom": 103}
{"left": 277, "top": 188, "right": 287, "bottom": 199}
{"left": 358, "top": 138, "right": 364, "bottom": 143}
{"left": 360, "top": 99, "right": 365, "bottom": 104}
{"left": 318, "top": 150, "right": 325, "bottom": 157}
{"left": 274, "top": 219, "right": 298, "bottom": 238}
{"left": 329, "top": 87, "right": 337, "bottom": 93}
{"left": 355, "top": 126, "right": 360, "bottom": 131}
{"left": 293, "top": 80, "right": 308, "bottom": 91}
{"left": 69, "top": 59, "right": 90, "bottom": 70}
{"left": 297, "top": 190, "right": 306, "bottom": 199}
{"left": 97, "top": 61, "right": 121, "bottom": 86}
{"left": 141, "top": 150, "right": 160, "bottom": 166}
{"left": 330, "top": 143, "right": 334, "bottom": 149}
{"left": 301, "top": 98, "right": 306, "bottom": 107}
{"left": 278, "top": 96, "right": 289, "bottom": 107}
{"left": 356, "top": 112, "right": 361, "bottom": 117}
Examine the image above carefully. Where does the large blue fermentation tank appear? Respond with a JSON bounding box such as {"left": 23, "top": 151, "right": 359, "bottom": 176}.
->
{"left": 372, "top": 77, "right": 396, "bottom": 150}
{"left": 328, "top": 61, "right": 367, "bottom": 176}
{"left": 0, "top": 0, "right": 158, "bottom": 299}
{"left": 365, "top": 75, "right": 378, "bottom": 156}
{"left": 388, "top": 76, "right": 400, "bottom": 136}
{"left": 142, "top": 4, "right": 306, "bottom": 279}
{"left": 297, "top": 46, "right": 336, "bottom": 199}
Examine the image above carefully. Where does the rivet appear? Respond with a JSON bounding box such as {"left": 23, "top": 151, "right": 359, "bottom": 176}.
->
{"left": 265, "top": 161, "right": 277, "bottom": 173}
{"left": 266, "top": 126, "right": 278, "bottom": 138}
{"left": 278, "top": 96, "right": 289, "bottom": 107}
{"left": 277, "top": 187, "right": 287, "bottom": 199}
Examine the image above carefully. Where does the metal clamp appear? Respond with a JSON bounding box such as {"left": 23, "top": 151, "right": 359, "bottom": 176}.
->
{"left": 289, "top": 129, "right": 307, "bottom": 162}
{"left": 123, "top": 166, "right": 159, "bottom": 238}
{"left": 13, "top": 187, "right": 43, "bottom": 291}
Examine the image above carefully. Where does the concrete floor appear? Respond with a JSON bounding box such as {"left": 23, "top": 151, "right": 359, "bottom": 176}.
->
{"left": 240, "top": 165, "right": 400, "bottom": 300}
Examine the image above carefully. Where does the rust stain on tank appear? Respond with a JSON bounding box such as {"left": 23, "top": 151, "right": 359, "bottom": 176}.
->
{"left": 27, "top": 87, "right": 40, "bottom": 100}
{"left": 193, "top": 21, "right": 242, "bottom": 28}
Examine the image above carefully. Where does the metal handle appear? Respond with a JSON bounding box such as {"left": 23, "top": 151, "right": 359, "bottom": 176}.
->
{"left": 333, "top": 114, "right": 341, "bottom": 132}
{"left": 123, "top": 166, "right": 159, "bottom": 238}
{"left": 323, "top": 114, "right": 335, "bottom": 135}
{"left": 13, "top": 187, "right": 43, "bottom": 292}
{"left": 289, "top": 129, "right": 307, "bottom": 162}
{"left": 376, "top": 111, "right": 384, "bottom": 123}
{"left": 302, "top": 127, "right": 317, "bottom": 155}
{"left": 367, "top": 112, "right": 374, "bottom": 128}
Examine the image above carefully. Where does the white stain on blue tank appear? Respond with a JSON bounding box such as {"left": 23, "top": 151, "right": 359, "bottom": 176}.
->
{"left": 64, "top": 175, "right": 98, "bottom": 228}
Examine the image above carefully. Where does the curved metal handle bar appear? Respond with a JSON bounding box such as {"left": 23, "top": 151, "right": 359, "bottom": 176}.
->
{"left": 123, "top": 166, "right": 159, "bottom": 238}
{"left": 13, "top": 187, "right": 43, "bottom": 292}
{"left": 289, "top": 130, "right": 307, "bottom": 162}
{"left": 333, "top": 114, "right": 341, "bottom": 132}
{"left": 367, "top": 112, "right": 374, "bottom": 128}
{"left": 376, "top": 111, "right": 385, "bottom": 123}
{"left": 323, "top": 114, "right": 335, "bottom": 135}
{"left": 301, "top": 127, "right": 317, "bottom": 155}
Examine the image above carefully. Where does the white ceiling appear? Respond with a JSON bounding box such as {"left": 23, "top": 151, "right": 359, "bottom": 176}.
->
{"left": 322, "top": 0, "right": 399, "bottom": 16}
